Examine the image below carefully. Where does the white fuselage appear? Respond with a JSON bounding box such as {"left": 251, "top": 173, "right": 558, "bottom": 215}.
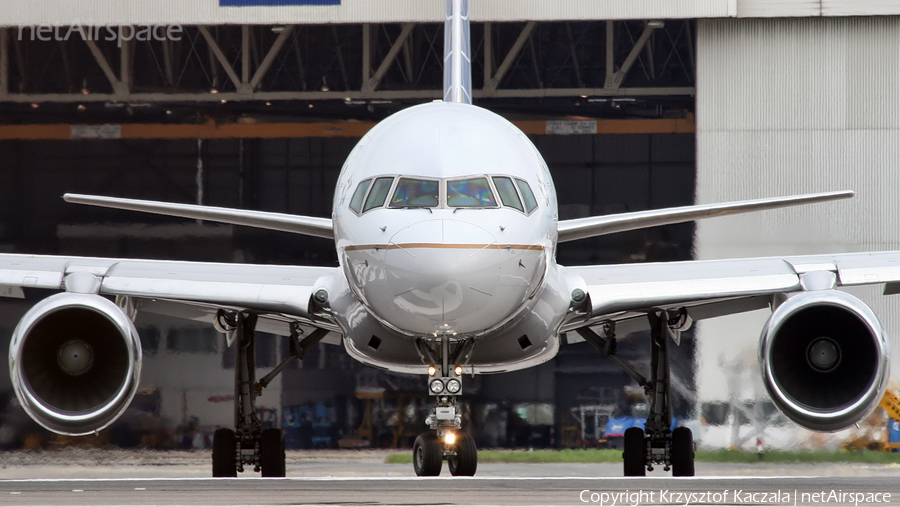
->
{"left": 328, "top": 101, "right": 572, "bottom": 373}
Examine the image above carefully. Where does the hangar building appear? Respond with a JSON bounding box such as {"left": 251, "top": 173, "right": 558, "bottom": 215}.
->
{"left": 0, "top": 0, "right": 897, "bottom": 450}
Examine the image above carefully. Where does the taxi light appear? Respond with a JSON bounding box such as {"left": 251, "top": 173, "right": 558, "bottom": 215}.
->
{"left": 454, "top": 365, "right": 463, "bottom": 376}
{"left": 444, "top": 432, "right": 456, "bottom": 445}
{"left": 428, "top": 365, "right": 437, "bottom": 376}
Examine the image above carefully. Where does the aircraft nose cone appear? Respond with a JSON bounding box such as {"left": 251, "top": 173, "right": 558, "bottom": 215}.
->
{"left": 381, "top": 219, "right": 500, "bottom": 334}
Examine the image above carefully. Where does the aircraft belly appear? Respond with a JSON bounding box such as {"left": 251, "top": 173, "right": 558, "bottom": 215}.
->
{"left": 331, "top": 261, "right": 571, "bottom": 375}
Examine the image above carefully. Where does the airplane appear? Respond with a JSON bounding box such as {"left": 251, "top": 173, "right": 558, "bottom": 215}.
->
{"left": 3, "top": 0, "right": 893, "bottom": 478}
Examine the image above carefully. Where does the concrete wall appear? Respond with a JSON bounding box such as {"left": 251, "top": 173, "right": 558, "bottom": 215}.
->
{"left": 694, "top": 17, "right": 900, "bottom": 445}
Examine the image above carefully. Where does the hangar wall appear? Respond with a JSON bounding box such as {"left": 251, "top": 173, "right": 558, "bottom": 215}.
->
{"left": 0, "top": 0, "right": 727, "bottom": 26}
{"left": 694, "top": 17, "right": 900, "bottom": 422}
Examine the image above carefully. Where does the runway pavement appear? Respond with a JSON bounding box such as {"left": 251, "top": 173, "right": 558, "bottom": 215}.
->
{"left": 1, "top": 450, "right": 898, "bottom": 506}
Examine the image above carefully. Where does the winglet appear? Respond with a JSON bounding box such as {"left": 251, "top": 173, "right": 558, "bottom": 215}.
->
{"left": 64, "top": 194, "right": 334, "bottom": 240}
{"left": 443, "top": 0, "right": 472, "bottom": 104}
{"left": 557, "top": 190, "right": 855, "bottom": 243}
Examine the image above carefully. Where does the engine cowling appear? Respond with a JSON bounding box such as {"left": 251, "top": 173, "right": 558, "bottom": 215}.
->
{"left": 8, "top": 293, "right": 142, "bottom": 436}
{"left": 759, "top": 290, "right": 889, "bottom": 432}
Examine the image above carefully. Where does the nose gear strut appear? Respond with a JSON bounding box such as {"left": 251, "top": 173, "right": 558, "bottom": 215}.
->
{"left": 412, "top": 334, "right": 477, "bottom": 476}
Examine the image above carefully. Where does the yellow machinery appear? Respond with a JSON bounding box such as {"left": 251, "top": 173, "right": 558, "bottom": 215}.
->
{"left": 879, "top": 388, "right": 900, "bottom": 451}
{"left": 842, "top": 386, "right": 900, "bottom": 452}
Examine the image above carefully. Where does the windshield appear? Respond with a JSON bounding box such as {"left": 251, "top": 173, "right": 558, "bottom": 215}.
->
{"left": 389, "top": 178, "right": 440, "bottom": 208}
{"left": 349, "top": 179, "right": 372, "bottom": 214}
{"left": 363, "top": 177, "right": 395, "bottom": 212}
{"left": 447, "top": 177, "right": 497, "bottom": 208}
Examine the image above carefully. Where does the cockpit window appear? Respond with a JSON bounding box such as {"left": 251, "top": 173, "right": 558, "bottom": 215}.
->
{"left": 389, "top": 178, "right": 439, "bottom": 208}
{"left": 349, "top": 179, "right": 372, "bottom": 214}
{"left": 516, "top": 178, "right": 538, "bottom": 214}
{"left": 447, "top": 177, "right": 497, "bottom": 208}
{"left": 491, "top": 176, "right": 523, "bottom": 212}
{"left": 363, "top": 177, "right": 394, "bottom": 212}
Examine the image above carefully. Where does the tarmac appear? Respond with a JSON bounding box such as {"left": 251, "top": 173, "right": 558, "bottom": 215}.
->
{"left": 0, "top": 449, "right": 898, "bottom": 506}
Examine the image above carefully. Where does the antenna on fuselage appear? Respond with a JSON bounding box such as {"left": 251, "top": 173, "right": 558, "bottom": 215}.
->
{"left": 443, "top": 0, "right": 472, "bottom": 104}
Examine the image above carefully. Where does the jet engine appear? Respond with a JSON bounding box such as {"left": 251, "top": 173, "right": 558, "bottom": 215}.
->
{"left": 759, "top": 290, "right": 889, "bottom": 431}
{"left": 8, "top": 293, "right": 142, "bottom": 435}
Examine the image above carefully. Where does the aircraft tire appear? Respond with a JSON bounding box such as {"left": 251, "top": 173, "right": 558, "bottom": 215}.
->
{"left": 260, "top": 428, "right": 286, "bottom": 477}
{"left": 671, "top": 427, "right": 695, "bottom": 477}
{"left": 448, "top": 431, "right": 477, "bottom": 476}
{"left": 622, "top": 427, "right": 646, "bottom": 476}
{"left": 412, "top": 433, "right": 442, "bottom": 476}
{"left": 212, "top": 428, "right": 238, "bottom": 477}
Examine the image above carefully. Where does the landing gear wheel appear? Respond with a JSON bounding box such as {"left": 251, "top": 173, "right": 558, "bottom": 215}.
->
{"left": 671, "top": 427, "right": 695, "bottom": 477}
{"left": 413, "top": 433, "right": 442, "bottom": 476}
{"left": 623, "top": 427, "right": 646, "bottom": 477}
{"left": 260, "top": 428, "right": 286, "bottom": 477}
{"left": 448, "top": 431, "right": 477, "bottom": 476}
{"left": 212, "top": 428, "right": 237, "bottom": 477}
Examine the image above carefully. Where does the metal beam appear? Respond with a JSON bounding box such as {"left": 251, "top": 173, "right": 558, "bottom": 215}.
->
{"left": 606, "top": 22, "right": 661, "bottom": 90}
{"left": 362, "top": 24, "right": 372, "bottom": 83}
{"left": 363, "top": 23, "right": 414, "bottom": 93}
{"left": 161, "top": 39, "right": 174, "bottom": 87}
{"left": 483, "top": 22, "right": 493, "bottom": 89}
{"left": 241, "top": 25, "right": 250, "bottom": 86}
{"left": 0, "top": 86, "right": 694, "bottom": 104}
{"left": 84, "top": 38, "right": 124, "bottom": 95}
{"left": 0, "top": 28, "right": 8, "bottom": 97}
{"left": 198, "top": 26, "right": 244, "bottom": 93}
{"left": 250, "top": 26, "right": 293, "bottom": 90}
{"left": 483, "top": 21, "right": 536, "bottom": 94}
{"left": 0, "top": 117, "right": 694, "bottom": 141}
{"left": 605, "top": 20, "right": 614, "bottom": 84}
{"left": 120, "top": 38, "right": 131, "bottom": 94}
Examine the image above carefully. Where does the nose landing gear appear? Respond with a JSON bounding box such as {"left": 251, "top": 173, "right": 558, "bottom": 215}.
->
{"left": 412, "top": 336, "right": 477, "bottom": 477}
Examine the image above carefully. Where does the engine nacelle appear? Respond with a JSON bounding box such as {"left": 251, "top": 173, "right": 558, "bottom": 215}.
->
{"left": 759, "top": 290, "right": 889, "bottom": 432}
{"left": 8, "top": 293, "right": 142, "bottom": 436}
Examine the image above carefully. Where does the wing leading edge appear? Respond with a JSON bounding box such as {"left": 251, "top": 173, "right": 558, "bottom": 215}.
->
{"left": 557, "top": 190, "right": 854, "bottom": 243}
{"left": 0, "top": 253, "right": 340, "bottom": 330}
{"left": 64, "top": 193, "right": 334, "bottom": 240}
{"left": 562, "top": 251, "right": 900, "bottom": 333}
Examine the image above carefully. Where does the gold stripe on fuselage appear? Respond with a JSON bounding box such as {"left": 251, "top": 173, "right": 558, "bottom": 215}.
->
{"left": 342, "top": 243, "right": 546, "bottom": 252}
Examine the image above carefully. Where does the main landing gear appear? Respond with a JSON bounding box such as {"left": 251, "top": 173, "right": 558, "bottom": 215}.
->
{"left": 412, "top": 335, "right": 477, "bottom": 477}
{"left": 576, "top": 309, "right": 695, "bottom": 477}
{"left": 211, "top": 311, "right": 328, "bottom": 477}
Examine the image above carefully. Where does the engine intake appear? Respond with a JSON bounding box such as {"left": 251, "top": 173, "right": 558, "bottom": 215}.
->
{"left": 8, "top": 293, "right": 142, "bottom": 436}
{"left": 759, "top": 290, "right": 889, "bottom": 432}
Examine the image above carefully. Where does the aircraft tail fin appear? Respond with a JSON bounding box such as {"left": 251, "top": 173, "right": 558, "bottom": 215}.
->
{"left": 443, "top": 0, "right": 472, "bottom": 104}
{"left": 557, "top": 190, "right": 855, "bottom": 243}
{"left": 64, "top": 193, "right": 334, "bottom": 240}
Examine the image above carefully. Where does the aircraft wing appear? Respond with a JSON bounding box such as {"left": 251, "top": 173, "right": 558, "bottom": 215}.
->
{"left": 562, "top": 251, "right": 900, "bottom": 334}
{"left": 0, "top": 253, "right": 341, "bottom": 335}
{"left": 557, "top": 190, "right": 853, "bottom": 243}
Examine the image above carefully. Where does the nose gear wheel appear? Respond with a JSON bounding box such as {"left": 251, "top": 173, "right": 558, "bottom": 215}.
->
{"left": 447, "top": 431, "right": 477, "bottom": 476}
{"left": 413, "top": 433, "right": 443, "bottom": 476}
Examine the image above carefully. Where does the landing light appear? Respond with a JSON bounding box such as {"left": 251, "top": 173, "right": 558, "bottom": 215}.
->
{"left": 443, "top": 432, "right": 456, "bottom": 445}
{"left": 429, "top": 379, "right": 444, "bottom": 394}
{"left": 447, "top": 379, "right": 461, "bottom": 393}
{"left": 428, "top": 365, "right": 437, "bottom": 376}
